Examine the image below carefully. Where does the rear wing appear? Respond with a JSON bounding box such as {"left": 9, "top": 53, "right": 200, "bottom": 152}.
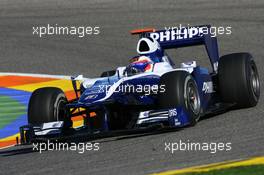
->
{"left": 131, "top": 25, "right": 220, "bottom": 72}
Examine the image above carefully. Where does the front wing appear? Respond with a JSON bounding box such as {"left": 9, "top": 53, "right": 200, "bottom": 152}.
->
{"left": 19, "top": 107, "right": 191, "bottom": 144}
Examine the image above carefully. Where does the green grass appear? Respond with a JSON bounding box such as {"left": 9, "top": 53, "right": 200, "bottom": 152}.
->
{"left": 0, "top": 95, "right": 26, "bottom": 129}
{"left": 181, "top": 165, "right": 264, "bottom": 175}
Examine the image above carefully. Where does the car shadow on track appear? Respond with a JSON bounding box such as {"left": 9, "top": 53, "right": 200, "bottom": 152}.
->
{"left": 0, "top": 126, "right": 182, "bottom": 157}
{"left": 0, "top": 146, "right": 38, "bottom": 157}
{"left": 69, "top": 126, "right": 183, "bottom": 144}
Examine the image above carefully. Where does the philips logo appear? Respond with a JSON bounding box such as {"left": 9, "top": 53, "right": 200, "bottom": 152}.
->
{"left": 150, "top": 27, "right": 205, "bottom": 42}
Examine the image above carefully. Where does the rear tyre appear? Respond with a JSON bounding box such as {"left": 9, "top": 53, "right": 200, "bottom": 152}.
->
{"left": 218, "top": 53, "right": 260, "bottom": 108}
{"left": 28, "top": 87, "right": 72, "bottom": 128}
{"left": 158, "top": 71, "right": 201, "bottom": 126}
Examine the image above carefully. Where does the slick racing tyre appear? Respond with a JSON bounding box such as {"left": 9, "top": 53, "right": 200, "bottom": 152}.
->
{"left": 28, "top": 87, "right": 72, "bottom": 128}
{"left": 159, "top": 71, "right": 201, "bottom": 126}
{"left": 218, "top": 52, "right": 260, "bottom": 108}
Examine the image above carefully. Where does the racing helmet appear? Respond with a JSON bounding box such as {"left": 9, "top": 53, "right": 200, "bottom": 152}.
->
{"left": 130, "top": 56, "right": 153, "bottom": 72}
{"left": 125, "top": 56, "right": 154, "bottom": 76}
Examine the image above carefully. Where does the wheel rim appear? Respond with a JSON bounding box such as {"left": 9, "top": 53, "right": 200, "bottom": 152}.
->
{"left": 187, "top": 81, "right": 201, "bottom": 115}
{"left": 250, "top": 61, "right": 260, "bottom": 98}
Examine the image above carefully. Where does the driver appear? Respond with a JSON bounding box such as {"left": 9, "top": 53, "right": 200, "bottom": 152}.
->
{"left": 125, "top": 37, "right": 164, "bottom": 75}
{"left": 127, "top": 55, "right": 154, "bottom": 74}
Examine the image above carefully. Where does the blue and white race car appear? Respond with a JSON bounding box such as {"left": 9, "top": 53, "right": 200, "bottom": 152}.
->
{"left": 20, "top": 25, "right": 260, "bottom": 143}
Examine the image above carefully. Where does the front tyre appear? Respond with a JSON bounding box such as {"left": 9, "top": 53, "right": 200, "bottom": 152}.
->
{"left": 158, "top": 71, "right": 201, "bottom": 126}
{"left": 28, "top": 87, "right": 72, "bottom": 128}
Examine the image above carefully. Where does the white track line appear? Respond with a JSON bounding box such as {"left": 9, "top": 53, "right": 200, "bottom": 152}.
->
{"left": 0, "top": 144, "right": 16, "bottom": 150}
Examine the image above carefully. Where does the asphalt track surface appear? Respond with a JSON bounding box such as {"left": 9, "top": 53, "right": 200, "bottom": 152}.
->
{"left": 0, "top": 0, "right": 264, "bottom": 174}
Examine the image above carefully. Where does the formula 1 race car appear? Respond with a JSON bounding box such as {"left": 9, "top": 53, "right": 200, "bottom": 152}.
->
{"left": 19, "top": 25, "right": 260, "bottom": 144}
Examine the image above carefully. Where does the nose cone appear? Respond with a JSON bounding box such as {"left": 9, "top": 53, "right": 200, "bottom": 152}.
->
{"left": 78, "top": 86, "right": 107, "bottom": 105}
